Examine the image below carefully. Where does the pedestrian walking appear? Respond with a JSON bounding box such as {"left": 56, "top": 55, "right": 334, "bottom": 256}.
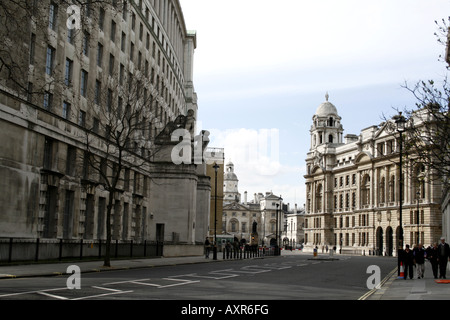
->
{"left": 413, "top": 243, "right": 426, "bottom": 279}
{"left": 426, "top": 243, "right": 439, "bottom": 279}
{"left": 437, "top": 237, "right": 450, "bottom": 279}
{"left": 402, "top": 245, "right": 414, "bottom": 280}
{"left": 204, "top": 237, "right": 211, "bottom": 259}
{"left": 225, "top": 241, "right": 231, "bottom": 259}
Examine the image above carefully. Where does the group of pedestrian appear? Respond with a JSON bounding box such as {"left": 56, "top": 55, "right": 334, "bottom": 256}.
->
{"left": 401, "top": 237, "right": 450, "bottom": 280}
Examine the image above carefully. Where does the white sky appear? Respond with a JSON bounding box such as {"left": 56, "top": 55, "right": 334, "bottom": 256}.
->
{"left": 180, "top": 0, "right": 450, "bottom": 208}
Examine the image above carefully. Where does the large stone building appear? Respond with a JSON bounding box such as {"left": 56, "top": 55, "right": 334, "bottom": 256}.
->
{"left": 304, "top": 94, "right": 443, "bottom": 256}
{"left": 0, "top": 0, "right": 210, "bottom": 256}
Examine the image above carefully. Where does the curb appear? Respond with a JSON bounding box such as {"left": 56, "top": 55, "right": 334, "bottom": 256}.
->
{"left": 0, "top": 255, "right": 278, "bottom": 280}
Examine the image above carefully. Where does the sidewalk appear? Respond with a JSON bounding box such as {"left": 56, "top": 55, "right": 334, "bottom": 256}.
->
{"left": 367, "top": 261, "right": 450, "bottom": 300}
{"left": 0, "top": 256, "right": 226, "bottom": 279}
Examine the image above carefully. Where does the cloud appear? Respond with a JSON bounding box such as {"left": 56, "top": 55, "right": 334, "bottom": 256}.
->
{"left": 197, "top": 125, "right": 306, "bottom": 206}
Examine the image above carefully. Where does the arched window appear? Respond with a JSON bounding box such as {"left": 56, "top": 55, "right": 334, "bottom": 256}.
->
{"left": 328, "top": 117, "right": 334, "bottom": 127}
{"left": 415, "top": 164, "right": 426, "bottom": 199}
{"left": 315, "top": 184, "right": 323, "bottom": 213}
{"left": 328, "top": 134, "right": 334, "bottom": 143}
{"left": 379, "top": 177, "right": 386, "bottom": 204}
{"left": 389, "top": 175, "right": 395, "bottom": 202}
{"left": 361, "top": 174, "right": 370, "bottom": 206}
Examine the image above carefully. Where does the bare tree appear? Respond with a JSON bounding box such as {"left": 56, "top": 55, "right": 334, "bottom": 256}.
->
{"left": 394, "top": 18, "right": 450, "bottom": 193}
{"left": 81, "top": 62, "right": 164, "bottom": 267}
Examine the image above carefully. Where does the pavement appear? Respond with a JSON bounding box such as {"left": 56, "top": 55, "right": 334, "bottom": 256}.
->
{"left": 0, "top": 251, "right": 449, "bottom": 300}
{"left": 365, "top": 260, "right": 450, "bottom": 300}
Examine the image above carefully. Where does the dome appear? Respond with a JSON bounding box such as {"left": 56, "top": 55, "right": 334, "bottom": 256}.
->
{"left": 224, "top": 171, "right": 238, "bottom": 181}
{"left": 225, "top": 161, "right": 238, "bottom": 181}
{"left": 315, "top": 92, "right": 339, "bottom": 117}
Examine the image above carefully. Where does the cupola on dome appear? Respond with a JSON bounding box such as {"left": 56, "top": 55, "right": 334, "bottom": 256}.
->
{"left": 315, "top": 92, "right": 339, "bottom": 117}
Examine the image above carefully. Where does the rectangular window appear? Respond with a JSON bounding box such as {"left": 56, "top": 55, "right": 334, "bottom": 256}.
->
{"left": 62, "top": 101, "right": 70, "bottom": 119}
{"left": 130, "top": 42, "right": 134, "bottom": 61}
{"left": 43, "top": 137, "right": 53, "bottom": 169}
{"left": 107, "top": 89, "right": 113, "bottom": 113}
{"left": 80, "top": 69, "right": 88, "bottom": 97}
{"left": 95, "top": 80, "right": 101, "bottom": 105}
{"left": 109, "top": 54, "right": 115, "bottom": 75}
{"left": 66, "top": 146, "right": 76, "bottom": 175}
{"left": 121, "top": 32, "right": 126, "bottom": 52}
{"left": 131, "top": 12, "right": 136, "bottom": 30}
{"left": 46, "top": 46, "right": 55, "bottom": 76}
{"left": 119, "top": 63, "right": 124, "bottom": 85}
{"left": 110, "top": 21, "right": 116, "bottom": 42}
{"left": 65, "top": 58, "right": 73, "bottom": 86}
{"left": 93, "top": 118, "right": 99, "bottom": 134}
{"left": 43, "top": 91, "right": 53, "bottom": 110}
{"left": 97, "top": 42, "right": 103, "bottom": 67}
{"left": 78, "top": 110, "right": 86, "bottom": 127}
{"left": 83, "top": 31, "right": 90, "bottom": 56}
{"left": 67, "top": 27, "right": 75, "bottom": 44}
{"left": 63, "top": 190, "right": 74, "bottom": 239}
{"left": 99, "top": 8, "right": 105, "bottom": 30}
{"left": 48, "top": 2, "right": 58, "bottom": 30}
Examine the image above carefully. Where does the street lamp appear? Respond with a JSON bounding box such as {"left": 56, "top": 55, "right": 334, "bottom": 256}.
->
{"left": 395, "top": 112, "right": 406, "bottom": 274}
{"left": 416, "top": 190, "right": 420, "bottom": 245}
{"left": 213, "top": 162, "right": 219, "bottom": 260}
{"left": 276, "top": 203, "right": 279, "bottom": 256}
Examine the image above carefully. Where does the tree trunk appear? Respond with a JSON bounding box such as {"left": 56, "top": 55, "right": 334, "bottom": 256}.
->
{"left": 103, "top": 194, "right": 113, "bottom": 267}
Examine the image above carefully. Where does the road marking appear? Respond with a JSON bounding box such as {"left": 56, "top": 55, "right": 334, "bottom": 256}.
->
{"left": 37, "top": 291, "right": 68, "bottom": 300}
{"left": 358, "top": 267, "right": 397, "bottom": 300}
{"left": 71, "top": 290, "right": 133, "bottom": 300}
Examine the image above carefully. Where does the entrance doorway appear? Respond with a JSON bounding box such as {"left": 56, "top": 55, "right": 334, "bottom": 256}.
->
{"left": 386, "top": 227, "right": 393, "bottom": 256}
{"left": 376, "top": 227, "right": 383, "bottom": 256}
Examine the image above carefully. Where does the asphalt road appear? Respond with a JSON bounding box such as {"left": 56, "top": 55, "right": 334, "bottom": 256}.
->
{"left": 0, "top": 254, "right": 396, "bottom": 301}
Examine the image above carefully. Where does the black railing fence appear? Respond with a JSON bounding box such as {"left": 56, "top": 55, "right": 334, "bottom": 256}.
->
{"left": 0, "top": 238, "right": 163, "bottom": 263}
{"left": 220, "top": 245, "right": 278, "bottom": 260}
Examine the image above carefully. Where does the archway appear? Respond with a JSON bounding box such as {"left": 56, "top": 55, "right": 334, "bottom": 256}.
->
{"left": 376, "top": 227, "right": 383, "bottom": 256}
{"left": 386, "top": 227, "right": 393, "bottom": 256}
{"left": 270, "top": 238, "right": 277, "bottom": 247}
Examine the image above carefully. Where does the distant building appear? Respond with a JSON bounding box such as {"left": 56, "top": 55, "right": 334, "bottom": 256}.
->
{"left": 223, "top": 161, "right": 241, "bottom": 204}
{"left": 304, "top": 94, "right": 443, "bottom": 255}
{"left": 283, "top": 204, "right": 305, "bottom": 249}
{"left": 221, "top": 162, "right": 296, "bottom": 247}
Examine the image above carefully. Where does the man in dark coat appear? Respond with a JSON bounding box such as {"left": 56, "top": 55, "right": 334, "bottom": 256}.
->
{"left": 437, "top": 237, "right": 450, "bottom": 279}
{"left": 426, "top": 243, "right": 439, "bottom": 279}
{"left": 413, "top": 243, "right": 426, "bottom": 279}
{"left": 402, "top": 245, "right": 414, "bottom": 280}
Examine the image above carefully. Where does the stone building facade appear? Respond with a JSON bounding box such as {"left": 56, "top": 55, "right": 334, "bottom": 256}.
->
{"left": 221, "top": 162, "right": 287, "bottom": 247}
{"left": 304, "top": 94, "right": 443, "bottom": 255}
{"left": 0, "top": 0, "right": 210, "bottom": 254}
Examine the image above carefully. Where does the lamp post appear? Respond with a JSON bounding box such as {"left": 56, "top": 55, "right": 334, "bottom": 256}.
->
{"left": 276, "top": 203, "right": 279, "bottom": 256}
{"left": 395, "top": 112, "right": 406, "bottom": 273}
{"left": 416, "top": 191, "right": 420, "bottom": 245}
{"left": 213, "top": 162, "right": 219, "bottom": 260}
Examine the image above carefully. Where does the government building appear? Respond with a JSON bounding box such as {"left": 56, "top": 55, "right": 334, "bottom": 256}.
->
{"left": 0, "top": 0, "right": 210, "bottom": 257}
{"left": 304, "top": 94, "right": 443, "bottom": 256}
{"left": 221, "top": 161, "right": 303, "bottom": 248}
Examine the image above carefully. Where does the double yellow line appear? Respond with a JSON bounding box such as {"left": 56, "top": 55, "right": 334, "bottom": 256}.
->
{"left": 358, "top": 267, "right": 397, "bottom": 300}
